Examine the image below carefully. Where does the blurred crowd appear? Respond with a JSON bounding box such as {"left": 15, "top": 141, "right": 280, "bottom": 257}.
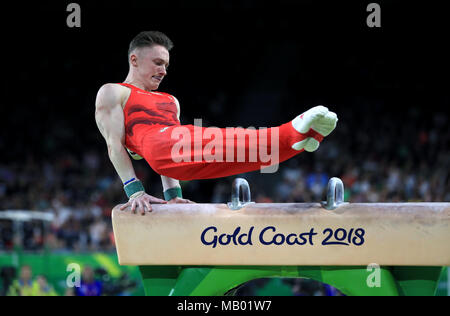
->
{"left": 0, "top": 263, "right": 336, "bottom": 296}
{"left": 2, "top": 265, "right": 57, "bottom": 296}
{"left": 0, "top": 264, "right": 137, "bottom": 296}
{"left": 0, "top": 104, "right": 449, "bottom": 252}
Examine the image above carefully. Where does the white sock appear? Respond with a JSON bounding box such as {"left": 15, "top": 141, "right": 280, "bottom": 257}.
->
{"left": 291, "top": 106, "right": 338, "bottom": 152}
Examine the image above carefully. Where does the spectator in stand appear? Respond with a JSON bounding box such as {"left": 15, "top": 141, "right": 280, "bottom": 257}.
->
{"left": 75, "top": 265, "right": 102, "bottom": 296}
{"left": 7, "top": 265, "right": 34, "bottom": 296}
{"left": 34, "top": 275, "right": 58, "bottom": 296}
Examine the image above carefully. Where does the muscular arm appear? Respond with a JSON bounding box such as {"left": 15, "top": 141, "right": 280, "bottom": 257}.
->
{"left": 95, "top": 84, "right": 167, "bottom": 214}
{"left": 95, "top": 84, "right": 136, "bottom": 184}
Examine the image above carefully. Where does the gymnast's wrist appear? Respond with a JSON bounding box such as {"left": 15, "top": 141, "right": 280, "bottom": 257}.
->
{"left": 123, "top": 178, "right": 145, "bottom": 199}
{"left": 164, "top": 187, "right": 183, "bottom": 201}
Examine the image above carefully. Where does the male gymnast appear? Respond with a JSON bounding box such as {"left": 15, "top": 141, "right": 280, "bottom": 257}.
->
{"left": 95, "top": 31, "right": 338, "bottom": 215}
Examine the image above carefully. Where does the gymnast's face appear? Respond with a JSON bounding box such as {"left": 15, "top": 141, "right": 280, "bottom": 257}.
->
{"left": 129, "top": 44, "right": 170, "bottom": 91}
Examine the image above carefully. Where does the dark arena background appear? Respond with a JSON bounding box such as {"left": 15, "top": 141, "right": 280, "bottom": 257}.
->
{"left": 0, "top": 0, "right": 449, "bottom": 297}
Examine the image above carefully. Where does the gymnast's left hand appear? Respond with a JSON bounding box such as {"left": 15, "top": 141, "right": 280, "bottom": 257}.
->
{"left": 119, "top": 192, "right": 167, "bottom": 215}
{"left": 167, "top": 197, "right": 196, "bottom": 204}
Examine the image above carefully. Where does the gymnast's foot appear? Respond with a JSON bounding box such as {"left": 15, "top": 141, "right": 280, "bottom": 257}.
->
{"left": 291, "top": 105, "right": 338, "bottom": 152}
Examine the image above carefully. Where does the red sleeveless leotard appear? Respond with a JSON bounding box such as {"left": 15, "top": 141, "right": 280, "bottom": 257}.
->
{"left": 118, "top": 83, "right": 321, "bottom": 181}
{"left": 118, "top": 83, "right": 180, "bottom": 158}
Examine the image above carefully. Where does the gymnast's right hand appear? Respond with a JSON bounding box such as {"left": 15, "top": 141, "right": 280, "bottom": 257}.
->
{"left": 119, "top": 193, "right": 167, "bottom": 215}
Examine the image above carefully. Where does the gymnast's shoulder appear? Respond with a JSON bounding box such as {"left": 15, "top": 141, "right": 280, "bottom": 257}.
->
{"left": 95, "top": 83, "right": 130, "bottom": 108}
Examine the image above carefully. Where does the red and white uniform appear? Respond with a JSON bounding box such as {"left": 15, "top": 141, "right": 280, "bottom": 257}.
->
{"left": 119, "top": 83, "right": 324, "bottom": 181}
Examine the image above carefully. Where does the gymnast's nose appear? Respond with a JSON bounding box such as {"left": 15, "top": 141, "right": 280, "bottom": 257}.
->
{"left": 159, "top": 65, "right": 167, "bottom": 76}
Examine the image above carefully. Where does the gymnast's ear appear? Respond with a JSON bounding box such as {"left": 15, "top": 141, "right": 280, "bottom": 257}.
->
{"left": 129, "top": 51, "right": 138, "bottom": 67}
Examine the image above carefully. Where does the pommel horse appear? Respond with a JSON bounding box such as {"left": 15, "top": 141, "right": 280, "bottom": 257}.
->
{"left": 112, "top": 178, "right": 450, "bottom": 296}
